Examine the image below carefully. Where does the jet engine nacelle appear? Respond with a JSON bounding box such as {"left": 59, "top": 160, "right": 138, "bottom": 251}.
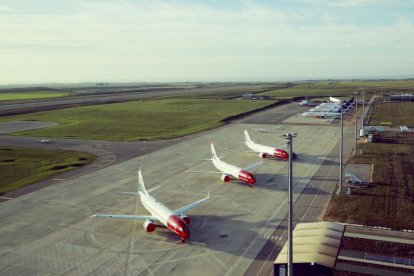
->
{"left": 220, "top": 174, "right": 231, "bottom": 182}
{"left": 258, "top": 152, "right": 267, "bottom": 159}
{"left": 180, "top": 215, "right": 191, "bottom": 225}
{"left": 143, "top": 220, "right": 155, "bottom": 232}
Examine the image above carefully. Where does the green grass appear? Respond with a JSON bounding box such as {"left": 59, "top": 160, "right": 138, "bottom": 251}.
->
{"left": 0, "top": 92, "right": 68, "bottom": 101}
{"left": 324, "top": 142, "right": 414, "bottom": 229}
{"left": 0, "top": 147, "right": 96, "bottom": 194}
{"left": 258, "top": 82, "right": 358, "bottom": 99}
{"left": 337, "top": 80, "right": 414, "bottom": 87}
{"left": 258, "top": 81, "right": 414, "bottom": 99}
{"left": 0, "top": 99, "right": 274, "bottom": 141}
{"left": 369, "top": 101, "right": 414, "bottom": 127}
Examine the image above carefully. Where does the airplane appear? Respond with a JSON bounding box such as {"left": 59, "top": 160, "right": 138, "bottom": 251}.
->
{"left": 92, "top": 167, "right": 209, "bottom": 242}
{"left": 243, "top": 129, "right": 291, "bottom": 160}
{"left": 299, "top": 100, "right": 309, "bottom": 106}
{"left": 400, "top": 125, "right": 412, "bottom": 132}
{"left": 187, "top": 142, "right": 261, "bottom": 187}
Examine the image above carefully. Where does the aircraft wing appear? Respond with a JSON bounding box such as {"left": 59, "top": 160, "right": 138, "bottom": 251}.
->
{"left": 93, "top": 213, "right": 158, "bottom": 221}
{"left": 173, "top": 191, "right": 210, "bottom": 215}
{"left": 243, "top": 161, "right": 263, "bottom": 171}
{"left": 186, "top": 170, "right": 223, "bottom": 174}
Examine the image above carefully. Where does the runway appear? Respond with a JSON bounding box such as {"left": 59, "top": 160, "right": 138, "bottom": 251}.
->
{"left": 0, "top": 117, "right": 342, "bottom": 275}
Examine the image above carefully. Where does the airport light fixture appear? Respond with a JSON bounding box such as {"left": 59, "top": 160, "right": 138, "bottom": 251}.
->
{"left": 361, "top": 90, "right": 365, "bottom": 133}
{"left": 354, "top": 92, "right": 358, "bottom": 154}
{"left": 283, "top": 132, "right": 297, "bottom": 276}
{"left": 338, "top": 100, "right": 344, "bottom": 195}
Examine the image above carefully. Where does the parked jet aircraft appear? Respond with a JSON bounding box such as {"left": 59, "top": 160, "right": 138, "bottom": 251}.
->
{"left": 93, "top": 167, "right": 209, "bottom": 242}
{"left": 243, "top": 129, "right": 290, "bottom": 160}
{"left": 187, "top": 142, "right": 261, "bottom": 187}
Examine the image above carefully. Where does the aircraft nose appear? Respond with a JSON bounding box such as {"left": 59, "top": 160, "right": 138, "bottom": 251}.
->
{"left": 180, "top": 230, "right": 190, "bottom": 239}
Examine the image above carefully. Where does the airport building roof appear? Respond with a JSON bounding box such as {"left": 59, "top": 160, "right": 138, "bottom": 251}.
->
{"left": 274, "top": 221, "right": 345, "bottom": 269}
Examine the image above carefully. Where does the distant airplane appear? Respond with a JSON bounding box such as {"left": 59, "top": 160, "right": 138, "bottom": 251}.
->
{"left": 299, "top": 100, "right": 309, "bottom": 106}
{"left": 187, "top": 142, "right": 261, "bottom": 187}
{"left": 244, "top": 129, "right": 293, "bottom": 160}
{"left": 301, "top": 111, "right": 340, "bottom": 119}
{"left": 400, "top": 126, "right": 412, "bottom": 132}
{"left": 93, "top": 167, "right": 209, "bottom": 242}
{"left": 330, "top": 96, "right": 341, "bottom": 103}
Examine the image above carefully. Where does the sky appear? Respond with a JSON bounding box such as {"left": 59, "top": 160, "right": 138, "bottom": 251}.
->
{"left": 1, "top": 0, "right": 414, "bottom": 84}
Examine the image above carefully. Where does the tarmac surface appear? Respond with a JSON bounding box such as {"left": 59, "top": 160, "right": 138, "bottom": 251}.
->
{"left": 0, "top": 121, "right": 58, "bottom": 134}
{"left": 0, "top": 102, "right": 355, "bottom": 275}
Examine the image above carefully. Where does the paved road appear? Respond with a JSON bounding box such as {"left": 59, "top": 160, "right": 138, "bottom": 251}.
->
{"left": 0, "top": 84, "right": 280, "bottom": 116}
{"left": 0, "top": 121, "right": 340, "bottom": 275}
{"left": 0, "top": 102, "right": 303, "bottom": 202}
{"left": 0, "top": 101, "right": 348, "bottom": 275}
{"left": 0, "top": 136, "right": 183, "bottom": 202}
{"left": 244, "top": 115, "right": 357, "bottom": 276}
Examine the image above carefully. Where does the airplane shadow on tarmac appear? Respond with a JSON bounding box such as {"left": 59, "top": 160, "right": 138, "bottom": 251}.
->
{"left": 253, "top": 174, "right": 329, "bottom": 195}
{"left": 149, "top": 214, "right": 288, "bottom": 261}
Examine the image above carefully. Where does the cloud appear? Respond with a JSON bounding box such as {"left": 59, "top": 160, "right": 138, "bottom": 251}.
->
{"left": 0, "top": 5, "right": 19, "bottom": 13}
{"left": 0, "top": 0, "right": 413, "bottom": 83}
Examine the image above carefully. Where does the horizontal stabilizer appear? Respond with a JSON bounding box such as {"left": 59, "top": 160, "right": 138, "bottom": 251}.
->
{"left": 93, "top": 213, "right": 157, "bottom": 221}
{"left": 243, "top": 161, "right": 263, "bottom": 171}
{"left": 174, "top": 190, "right": 210, "bottom": 215}
{"left": 193, "top": 158, "right": 213, "bottom": 161}
{"left": 117, "top": 191, "right": 139, "bottom": 195}
{"left": 186, "top": 170, "right": 223, "bottom": 175}
{"left": 147, "top": 186, "right": 160, "bottom": 194}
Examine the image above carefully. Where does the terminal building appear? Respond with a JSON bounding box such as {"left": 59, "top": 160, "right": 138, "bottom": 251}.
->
{"left": 273, "top": 221, "right": 414, "bottom": 275}
{"left": 389, "top": 94, "right": 414, "bottom": 101}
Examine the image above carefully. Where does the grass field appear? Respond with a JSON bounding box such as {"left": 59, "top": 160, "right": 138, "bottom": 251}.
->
{"left": 0, "top": 147, "right": 95, "bottom": 194}
{"left": 368, "top": 101, "right": 414, "bottom": 127}
{"left": 258, "top": 82, "right": 359, "bottom": 99}
{"left": 324, "top": 142, "right": 414, "bottom": 229}
{"left": 337, "top": 80, "right": 414, "bottom": 87}
{"left": 0, "top": 92, "right": 68, "bottom": 101}
{"left": 258, "top": 81, "right": 414, "bottom": 100}
{"left": 0, "top": 99, "right": 274, "bottom": 140}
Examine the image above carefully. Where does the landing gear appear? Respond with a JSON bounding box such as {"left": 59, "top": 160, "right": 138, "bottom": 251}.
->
{"left": 180, "top": 238, "right": 186, "bottom": 243}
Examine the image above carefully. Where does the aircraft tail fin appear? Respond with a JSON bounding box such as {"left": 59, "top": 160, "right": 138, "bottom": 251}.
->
{"left": 137, "top": 166, "right": 149, "bottom": 196}
{"left": 244, "top": 129, "right": 252, "bottom": 143}
{"left": 210, "top": 141, "right": 218, "bottom": 160}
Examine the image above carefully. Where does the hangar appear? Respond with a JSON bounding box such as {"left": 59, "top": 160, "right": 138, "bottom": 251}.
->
{"left": 274, "top": 221, "right": 345, "bottom": 276}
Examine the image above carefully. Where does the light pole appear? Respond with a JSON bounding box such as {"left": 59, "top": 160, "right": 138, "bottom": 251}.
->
{"left": 361, "top": 90, "right": 365, "bottom": 134}
{"left": 283, "top": 132, "right": 297, "bottom": 276}
{"left": 354, "top": 93, "right": 358, "bottom": 154}
{"left": 338, "top": 100, "right": 343, "bottom": 194}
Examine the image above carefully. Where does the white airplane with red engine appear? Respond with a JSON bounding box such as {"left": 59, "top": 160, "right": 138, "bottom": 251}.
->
{"left": 188, "top": 142, "right": 261, "bottom": 187}
{"left": 93, "top": 167, "right": 209, "bottom": 242}
{"left": 244, "top": 129, "right": 291, "bottom": 160}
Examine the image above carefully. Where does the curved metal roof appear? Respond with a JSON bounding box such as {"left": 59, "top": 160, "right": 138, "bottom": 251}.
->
{"left": 274, "top": 221, "right": 345, "bottom": 268}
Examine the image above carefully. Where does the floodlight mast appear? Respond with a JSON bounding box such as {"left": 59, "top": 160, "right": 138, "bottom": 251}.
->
{"left": 354, "top": 93, "right": 358, "bottom": 154}
{"left": 361, "top": 90, "right": 365, "bottom": 131}
{"left": 338, "top": 100, "right": 343, "bottom": 194}
{"left": 283, "top": 132, "right": 297, "bottom": 276}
